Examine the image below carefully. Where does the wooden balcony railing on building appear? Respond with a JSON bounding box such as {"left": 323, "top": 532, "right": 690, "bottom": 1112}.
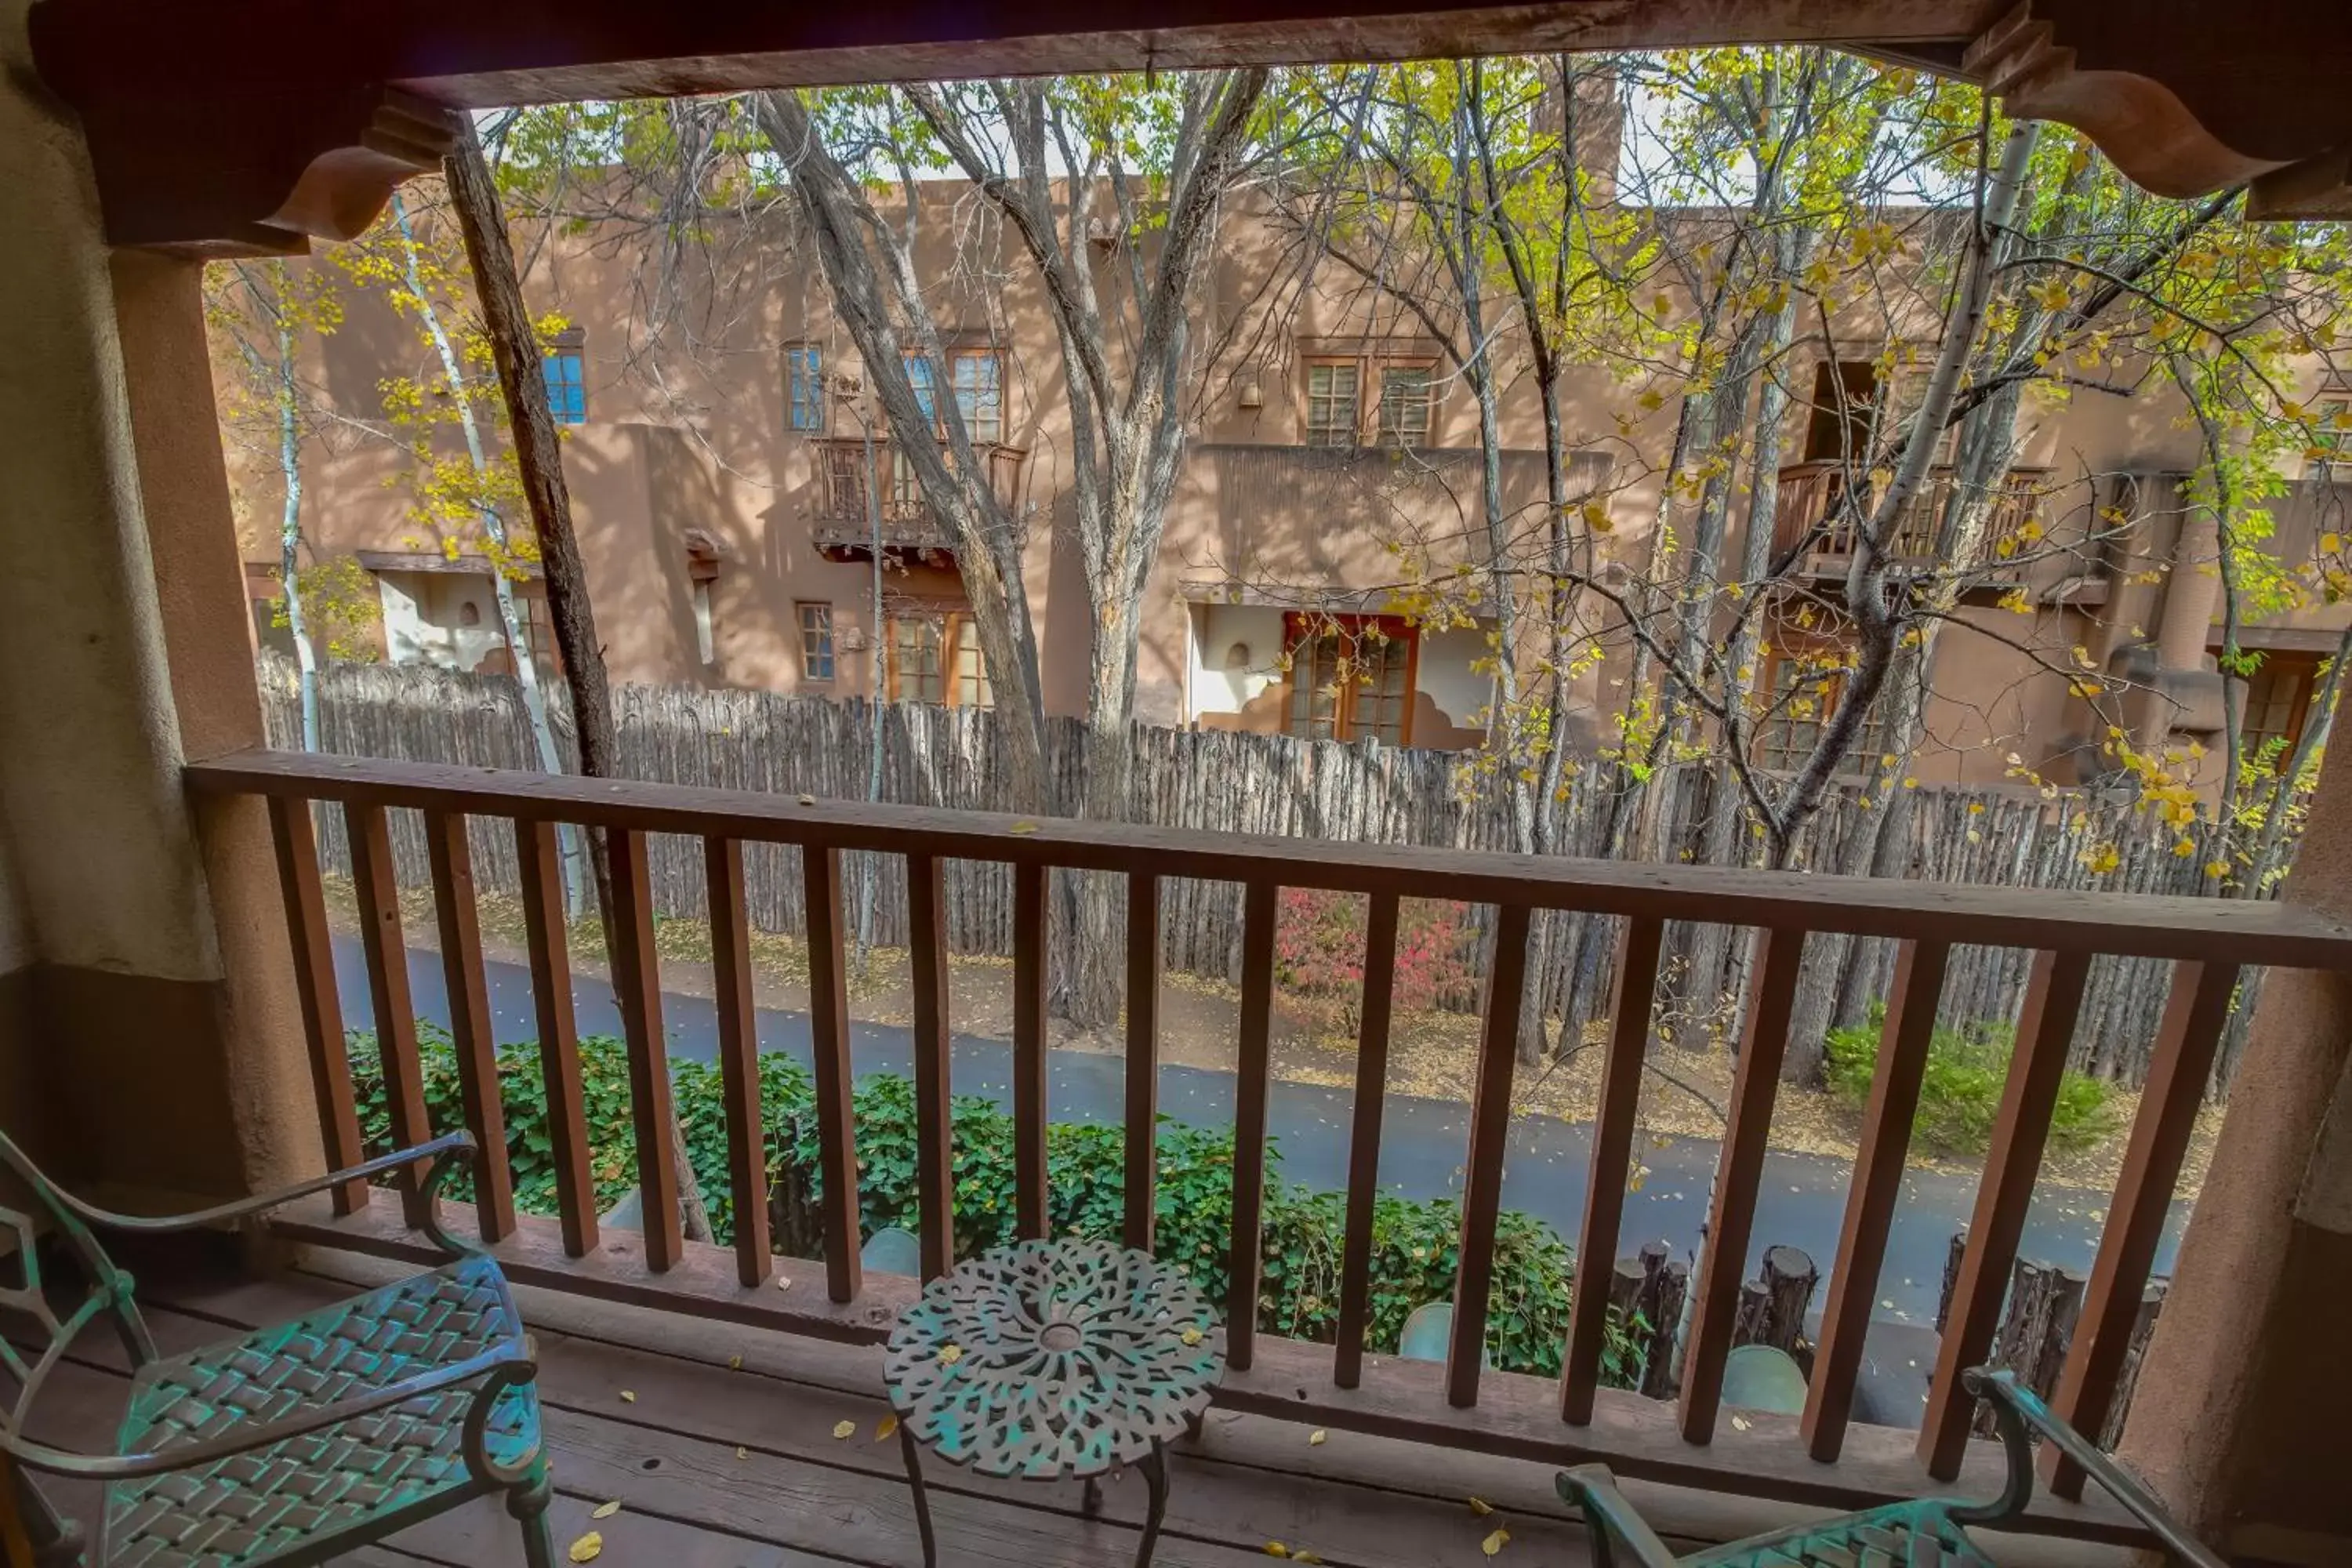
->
{"left": 1773, "top": 463, "right": 2048, "bottom": 575}
{"left": 811, "top": 437, "right": 1025, "bottom": 556}
{"left": 185, "top": 748, "right": 2352, "bottom": 1548}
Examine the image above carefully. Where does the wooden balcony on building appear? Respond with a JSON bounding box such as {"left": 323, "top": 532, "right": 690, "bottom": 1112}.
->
{"left": 167, "top": 746, "right": 2352, "bottom": 1561}
{"left": 810, "top": 437, "right": 1025, "bottom": 562}
{"left": 1772, "top": 463, "right": 2049, "bottom": 582}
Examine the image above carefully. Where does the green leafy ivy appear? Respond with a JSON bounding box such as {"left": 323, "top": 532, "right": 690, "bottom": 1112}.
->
{"left": 348, "top": 1025, "right": 1628, "bottom": 1381}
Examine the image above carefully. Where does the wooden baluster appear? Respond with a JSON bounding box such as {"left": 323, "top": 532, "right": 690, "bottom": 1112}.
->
{"left": 1562, "top": 915, "right": 1663, "bottom": 1421}
{"left": 908, "top": 851, "right": 955, "bottom": 1280}
{"left": 706, "top": 837, "right": 773, "bottom": 1287}
{"left": 1919, "top": 948, "right": 2093, "bottom": 1477}
{"left": 1012, "top": 861, "right": 1050, "bottom": 1241}
{"left": 803, "top": 844, "right": 862, "bottom": 1301}
{"left": 608, "top": 826, "right": 683, "bottom": 1274}
{"left": 1679, "top": 927, "right": 1806, "bottom": 1443}
{"left": 517, "top": 818, "right": 597, "bottom": 1257}
{"left": 423, "top": 810, "right": 515, "bottom": 1242}
{"left": 2045, "top": 959, "right": 2237, "bottom": 1498}
{"left": 1450, "top": 902, "right": 1530, "bottom": 1408}
{"left": 348, "top": 802, "right": 432, "bottom": 1228}
{"left": 1802, "top": 938, "right": 1951, "bottom": 1460}
{"left": 1125, "top": 870, "right": 1161, "bottom": 1253}
{"left": 267, "top": 797, "right": 366, "bottom": 1215}
{"left": 1228, "top": 879, "right": 1279, "bottom": 1373}
{"left": 1334, "top": 892, "right": 1400, "bottom": 1390}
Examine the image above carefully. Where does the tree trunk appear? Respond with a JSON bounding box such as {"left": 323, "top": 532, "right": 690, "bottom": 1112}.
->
{"left": 445, "top": 122, "right": 714, "bottom": 1247}
{"left": 270, "top": 300, "right": 321, "bottom": 753}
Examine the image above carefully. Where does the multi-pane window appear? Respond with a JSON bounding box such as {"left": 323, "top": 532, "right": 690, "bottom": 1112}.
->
{"left": 1756, "top": 652, "right": 1887, "bottom": 772}
{"left": 786, "top": 344, "right": 826, "bottom": 432}
{"left": 2238, "top": 651, "right": 2318, "bottom": 769}
{"left": 1377, "top": 365, "right": 1434, "bottom": 447}
{"left": 2308, "top": 396, "right": 2352, "bottom": 481}
{"left": 1283, "top": 614, "right": 1414, "bottom": 744}
{"left": 797, "top": 602, "right": 835, "bottom": 681}
{"left": 1306, "top": 362, "right": 1362, "bottom": 448}
{"left": 542, "top": 343, "right": 586, "bottom": 425}
{"left": 951, "top": 350, "right": 1004, "bottom": 444}
{"left": 887, "top": 612, "right": 992, "bottom": 706}
{"left": 952, "top": 617, "right": 993, "bottom": 708}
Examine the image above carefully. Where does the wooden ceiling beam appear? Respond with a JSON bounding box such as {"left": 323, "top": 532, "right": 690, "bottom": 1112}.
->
{"left": 24, "top": 0, "right": 2352, "bottom": 255}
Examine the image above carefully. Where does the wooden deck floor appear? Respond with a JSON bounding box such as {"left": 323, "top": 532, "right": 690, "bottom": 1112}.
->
{"left": 14, "top": 1247, "right": 2128, "bottom": 1568}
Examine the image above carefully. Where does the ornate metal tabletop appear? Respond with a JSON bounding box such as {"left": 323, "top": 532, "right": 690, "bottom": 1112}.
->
{"left": 881, "top": 1238, "right": 1224, "bottom": 1568}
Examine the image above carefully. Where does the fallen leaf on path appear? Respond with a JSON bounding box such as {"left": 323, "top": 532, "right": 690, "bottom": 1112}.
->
{"left": 568, "top": 1534, "right": 602, "bottom": 1564}
{"left": 591, "top": 1501, "right": 621, "bottom": 1520}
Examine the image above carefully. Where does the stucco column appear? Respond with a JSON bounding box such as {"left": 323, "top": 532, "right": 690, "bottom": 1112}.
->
{"left": 2120, "top": 739, "right": 2352, "bottom": 1554}
{"left": 0, "top": 0, "right": 312, "bottom": 1200}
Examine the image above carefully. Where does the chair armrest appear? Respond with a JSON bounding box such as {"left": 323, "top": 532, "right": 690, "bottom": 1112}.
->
{"left": 1, "top": 1336, "right": 534, "bottom": 1483}
{"left": 40, "top": 1133, "right": 479, "bottom": 1254}
{"left": 1959, "top": 1368, "right": 2227, "bottom": 1568}
{"left": 1557, "top": 1465, "right": 1680, "bottom": 1567}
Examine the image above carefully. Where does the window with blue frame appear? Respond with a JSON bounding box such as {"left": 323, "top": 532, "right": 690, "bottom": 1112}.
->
{"left": 786, "top": 344, "right": 826, "bottom": 432}
{"left": 543, "top": 339, "right": 587, "bottom": 425}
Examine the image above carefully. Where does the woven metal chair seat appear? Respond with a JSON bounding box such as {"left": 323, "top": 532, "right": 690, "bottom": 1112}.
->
{"left": 100, "top": 1256, "right": 537, "bottom": 1568}
{"left": 1684, "top": 1504, "right": 1992, "bottom": 1566}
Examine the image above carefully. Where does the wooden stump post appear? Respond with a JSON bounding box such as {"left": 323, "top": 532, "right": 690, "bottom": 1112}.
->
{"left": 1936, "top": 1225, "right": 1968, "bottom": 1334}
{"left": 1732, "top": 1244, "right": 1820, "bottom": 1356}
{"left": 2097, "top": 1279, "right": 2169, "bottom": 1450}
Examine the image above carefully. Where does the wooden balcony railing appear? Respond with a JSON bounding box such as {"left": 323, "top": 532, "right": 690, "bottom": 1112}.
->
{"left": 187, "top": 748, "right": 2352, "bottom": 1544}
{"left": 1773, "top": 463, "right": 2048, "bottom": 573}
{"left": 811, "top": 437, "right": 1025, "bottom": 554}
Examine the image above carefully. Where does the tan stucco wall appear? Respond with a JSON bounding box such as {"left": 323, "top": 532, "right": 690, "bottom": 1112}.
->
{"left": 0, "top": 0, "right": 305, "bottom": 1197}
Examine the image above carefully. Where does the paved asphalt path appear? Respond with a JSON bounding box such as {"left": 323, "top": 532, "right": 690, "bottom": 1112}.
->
{"left": 339, "top": 935, "right": 2188, "bottom": 1420}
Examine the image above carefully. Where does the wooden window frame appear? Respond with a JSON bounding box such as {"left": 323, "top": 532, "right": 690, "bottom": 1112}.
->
{"left": 786, "top": 343, "right": 826, "bottom": 433}
{"left": 1305, "top": 358, "right": 1364, "bottom": 448}
{"left": 1281, "top": 612, "right": 1418, "bottom": 745}
{"left": 1375, "top": 361, "right": 1437, "bottom": 448}
{"left": 1756, "top": 641, "right": 1886, "bottom": 775}
{"left": 887, "top": 608, "right": 992, "bottom": 708}
{"left": 2232, "top": 648, "right": 2321, "bottom": 770}
{"left": 949, "top": 347, "right": 1004, "bottom": 445}
{"left": 797, "top": 601, "right": 835, "bottom": 683}
{"left": 2309, "top": 394, "right": 2352, "bottom": 481}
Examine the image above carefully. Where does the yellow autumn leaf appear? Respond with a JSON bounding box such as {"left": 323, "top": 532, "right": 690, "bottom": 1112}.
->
{"left": 568, "top": 1534, "right": 603, "bottom": 1565}
{"left": 591, "top": 1501, "right": 622, "bottom": 1521}
{"left": 1009, "top": 820, "right": 1040, "bottom": 834}
{"left": 728, "top": 1355, "right": 743, "bottom": 1370}
{"left": 619, "top": 1391, "right": 636, "bottom": 1404}
{"left": 1181, "top": 1327, "right": 1203, "bottom": 1347}
{"left": 1482, "top": 1528, "right": 1511, "bottom": 1556}
{"left": 735, "top": 1446, "right": 750, "bottom": 1461}
{"left": 1467, "top": 1497, "right": 1494, "bottom": 1517}
{"left": 877, "top": 1414, "right": 901, "bottom": 1441}
{"left": 1730, "top": 1414, "right": 1751, "bottom": 1432}
{"left": 1308, "top": 1429, "right": 1327, "bottom": 1446}
{"left": 833, "top": 1420, "right": 857, "bottom": 1440}
{"left": 1294, "top": 1553, "right": 1325, "bottom": 1565}
{"left": 939, "top": 1344, "right": 964, "bottom": 1365}
{"left": 1265, "top": 1543, "right": 1290, "bottom": 1559}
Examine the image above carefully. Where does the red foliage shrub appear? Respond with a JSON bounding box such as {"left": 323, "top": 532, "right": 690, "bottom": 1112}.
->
{"left": 1273, "top": 887, "right": 1482, "bottom": 1020}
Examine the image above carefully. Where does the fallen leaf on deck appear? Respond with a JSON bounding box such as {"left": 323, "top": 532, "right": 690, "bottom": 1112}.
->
{"left": 877, "top": 1415, "right": 901, "bottom": 1440}
{"left": 1731, "top": 1415, "right": 1751, "bottom": 1432}
{"left": 1294, "top": 1552, "right": 1324, "bottom": 1564}
{"left": 591, "top": 1501, "right": 621, "bottom": 1520}
{"left": 1010, "top": 821, "right": 1040, "bottom": 834}
{"left": 1467, "top": 1497, "right": 1494, "bottom": 1517}
{"left": 1180, "top": 1327, "right": 1203, "bottom": 1347}
{"left": 1482, "top": 1528, "right": 1511, "bottom": 1556}
{"left": 776, "top": 1276, "right": 793, "bottom": 1293}
{"left": 797, "top": 794, "right": 816, "bottom": 806}
{"left": 833, "top": 1420, "right": 857, "bottom": 1440}
{"left": 1308, "top": 1429, "right": 1327, "bottom": 1446}
{"left": 729, "top": 1355, "right": 743, "bottom": 1370}
{"left": 1263, "top": 1544, "right": 1289, "bottom": 1559}
{"left": 735, "top": 1446, "right": 750, "bottom": 1461}
{"left": 618, "top": 1391, "right": 636, "bottom": 1404}
{"left": 568, "top": 1533, "right": 602, "bottom": 1564}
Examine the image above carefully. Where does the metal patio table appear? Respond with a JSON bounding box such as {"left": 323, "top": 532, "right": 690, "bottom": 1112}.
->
{"left": 882, "top": 1238, "right": 1223, "bottom": 1568}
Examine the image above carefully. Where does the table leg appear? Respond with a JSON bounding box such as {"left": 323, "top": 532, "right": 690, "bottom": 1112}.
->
{"left": 899, "top": 1425, "right": 938, "bottom": 1568}
{"left": 1083, "top": 1475, "right": 1103, "bottom": 1516}
{"left": 1131, "top": 1439, "right": 1170, "bottom": 1568}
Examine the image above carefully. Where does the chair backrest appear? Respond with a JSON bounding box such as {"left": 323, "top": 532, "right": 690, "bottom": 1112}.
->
{"left": 0, "top": 1131, "right": 156, "bottom": 1445}
{"left": 860, "top": 1226, "right": 921, "bottom": 1277}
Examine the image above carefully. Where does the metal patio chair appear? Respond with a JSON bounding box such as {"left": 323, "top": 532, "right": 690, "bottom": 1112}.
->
{"left": 0, "top": 1130, "right": 553, "bottom": 1568}
{"left": 1556, "top": 1367, "right": 2227, "bottom": 1566}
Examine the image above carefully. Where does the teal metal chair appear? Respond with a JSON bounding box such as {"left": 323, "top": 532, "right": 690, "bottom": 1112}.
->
{"left": 859, "top": 1226, "right": 922, "bottom": 1277}
{"left": 1556, "top": 1367, "right": 2227, "bottom": 1566}
{"left": 0, "top": 1129, "right": 554, "bottom": 1568}
{"left": 1398, "top": 1301, "right": 1492, "bottom": 1369}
